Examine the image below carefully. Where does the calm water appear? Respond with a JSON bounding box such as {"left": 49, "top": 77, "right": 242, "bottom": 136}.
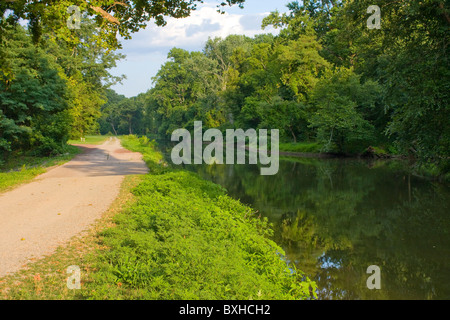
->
{"left": 161, "top": 144, "right": 450, "bottom": 299}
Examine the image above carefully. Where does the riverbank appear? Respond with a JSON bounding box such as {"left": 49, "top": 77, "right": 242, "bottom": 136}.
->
{"left": 182, "top": 145, "right": 450, "bottom": 299}
{"left": 0, "top": 135, "right": 316, "bottom": 300}
{"left": 278, "top": 142, "right": 399, "bottom": 159}
{"left": 85, "top": 135, "right": 316, "bottom": 299}
{"left": 278, "top": 142, "right": 449, "bottom": 182}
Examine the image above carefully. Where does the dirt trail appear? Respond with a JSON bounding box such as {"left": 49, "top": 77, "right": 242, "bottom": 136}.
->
{"left": 0, "top": 137, "right": 148, "bottom": 277}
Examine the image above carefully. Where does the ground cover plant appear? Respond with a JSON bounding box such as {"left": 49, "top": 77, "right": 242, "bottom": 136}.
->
{"left": 82, "top": 135, "right": 317, "bottom": 299}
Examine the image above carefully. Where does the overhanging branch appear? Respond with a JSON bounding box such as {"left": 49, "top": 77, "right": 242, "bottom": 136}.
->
{"left": 89, "top": 5, "right": 120, "bottom": 25}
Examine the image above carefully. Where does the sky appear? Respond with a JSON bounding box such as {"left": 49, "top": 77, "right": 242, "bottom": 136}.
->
{"left": 109, "top": 0, "right": 293, "bottom": 98}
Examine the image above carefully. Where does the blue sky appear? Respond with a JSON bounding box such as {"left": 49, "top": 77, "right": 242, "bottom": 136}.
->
{"left": 109, "top": 0, "right": 293, "bottom": 97}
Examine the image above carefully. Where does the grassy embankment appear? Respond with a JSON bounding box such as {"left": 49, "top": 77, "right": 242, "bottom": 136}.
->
{"left": 278, "top": 142, "right": 323, "bottom": 154}
{"left": 0, "top": 135, "right": 317, "bottom": 300}
{"left": 279, "top": 141, "right": 449, "bottom": 182}
{"left": 0, "top": 136, "right": 108, "bottom": 193}
{"left": 278, "top": 141, "right": 394, "bottom": 157}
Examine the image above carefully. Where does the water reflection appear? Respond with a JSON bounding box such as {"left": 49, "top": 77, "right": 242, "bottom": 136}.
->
{"left": 162, "top": 147, "right": 450, "bottom": 300}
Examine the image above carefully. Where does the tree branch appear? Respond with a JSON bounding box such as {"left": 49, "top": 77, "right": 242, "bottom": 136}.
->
{"left": 438, "top": 2, "right": 450, "bottom": 24}
{"left": 107, "top": 1, "right": 130, "bottom": 11}
{"left": 89, "top": 5, "right": 120, "bottom": 25}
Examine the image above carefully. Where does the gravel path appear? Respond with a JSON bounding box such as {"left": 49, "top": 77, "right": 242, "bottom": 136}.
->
{"left": 0, "top": 137, "right": 148, "bottom": 277}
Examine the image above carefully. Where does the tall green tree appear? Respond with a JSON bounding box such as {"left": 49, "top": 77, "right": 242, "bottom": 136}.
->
{"left": 149, "top": 48, "right": 223, "bottom": 135}
{"left": 263, "top": 0, "right": 449, "bottom": 175}
{"left": 0, "top": 26, "right": 71, "bottom": 157}
{"left": 98, "top": 89, "right": 126, "bottom": 135}
{"left": 45, "top": 20, "right": 125, "bottom": 139}
{"left": 308, "top": 68, "right": 381, "bottom": 153}
{"left": 341, "top": 0, "right": 449, "bottom": 173}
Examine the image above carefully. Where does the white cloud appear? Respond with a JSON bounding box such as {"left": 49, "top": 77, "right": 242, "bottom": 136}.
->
{"left": 111, "top": 3, "right": 278, "bottom": 97}
{"left": 123, "top": 5, "right": 275, "bottom": 53}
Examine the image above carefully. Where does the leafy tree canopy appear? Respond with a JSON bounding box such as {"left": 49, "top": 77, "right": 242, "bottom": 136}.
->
{"left": 1, "top": 0, "right": 246, "bottom": 50}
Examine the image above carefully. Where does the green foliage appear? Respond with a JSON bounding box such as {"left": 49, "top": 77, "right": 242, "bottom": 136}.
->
{"left": 279, "top": 142, "right": 322, "bottom": 153}
{"left": 0, "top": 26, "right": 71, "bottom": 157}
{"left": 1, "top": 18, "right": 123, "bottom": 158}
{"left": 2, "top": 1, "right": 244, "bottom": 159}
{"left": 83, "top": 135, "right": 317, "bottom": 300}
{"left": 0, "top": 0, "right": 246, "bottom": 51}
{"left": 323, "top": 0, "right": 449, "bottom": 170}
{"left": 259, "top": 0, "right": 449, "bottom": 175}
{"left": 0, "top": 144, "right": 79, "bottom": 192}
{"left": 67, "top": 77, "right": 104, "bottom": 139}
{"left": 147, "top": 48, "right": 226, "bottom": 135}
{"left": 46, "top": 20, "right": 124, "bottom": 139}
{"left": 144, "top": 32, "right": 330, "bottom": 142}
{"left": 133, "top": 0, "right": 448, "bottom": 176}
{"left": 2, "top": 0, "right": 449, "bottom": 177}
{"left": 98, "top": 91, "right": 153, "bottom": 136}
{"left": 308, "top": 68, "right": 380, "bottom": 153}
{"left": 98, "top": 89, "right": 127, "bottom": 135}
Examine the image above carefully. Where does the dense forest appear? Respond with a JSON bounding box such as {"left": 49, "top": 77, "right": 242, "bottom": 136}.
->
{"left": 1, "top": 0, "right": 449, "bottom": 178}
{"left": 0, "top": 0, "right": 244, "bottom": 159}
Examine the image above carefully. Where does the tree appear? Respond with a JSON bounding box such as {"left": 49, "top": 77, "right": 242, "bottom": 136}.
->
{"left": 43, "top": 19, "right": 125, "bottom": 139}
{"left": 341, "top": 0, "right": 450, "bottom": 173}
{"left": 1, "top": 0, "right": 246, "bottom": 50}
{"left": 98, "top": 89, "right": 126, "bottom": 135}
{"left": 274, "top": 35, "right": 330, "bottom": 101}
{"left": 149, "top": 47, "right": 224, "bottom": 135}
{"left": 98, "top": 90, "right": 151, "bottom": 136}
{"left": 0, "top": 25, "right": 71, "bottom": 157}
{"left": 308, "top": 68, "right": 380, "bottom": 153}
{"left": 67, "top": 75, "right": 105, "bottom": 138}
{"left": 257, "top": 96, "right": 307, "bottom": 143}
{"left": 263, "top": 0, "right": 449, "bottom": 175}
{"left": 204, "top": 35, "right": 253, "bottom": 91}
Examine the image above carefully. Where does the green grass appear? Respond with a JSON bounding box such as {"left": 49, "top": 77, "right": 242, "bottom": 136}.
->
{"left": 0, "top": 145, "right": 80, "bottom": 193}
{"left": 0, "top": 135, "right": 317, "bottom": 300}
{"left": 0, "top": 135, "right": 108, "bottom": 192}
{"left": 79, "top": 135, "right": 316, "bottom": 300}
{"left": 67, "top": 135, "right": 109, "bottom": 145}
{"left": 0, "top": 174, "right": 143, "bottom": 299}
{"left": 0, "top": 167, "right": 47, "bottom": 193}
{"left": 279, "top": 141, "right": 323, "bottom": 153}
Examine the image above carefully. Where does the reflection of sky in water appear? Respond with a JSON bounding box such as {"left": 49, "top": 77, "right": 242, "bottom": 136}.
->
{"left": 319, "top": 253, "right": 342, "bottom": 269}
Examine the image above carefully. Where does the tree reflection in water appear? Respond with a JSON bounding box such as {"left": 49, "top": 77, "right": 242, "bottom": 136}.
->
{"left": 186, "top": 157, "right": 450, "bottom": 300}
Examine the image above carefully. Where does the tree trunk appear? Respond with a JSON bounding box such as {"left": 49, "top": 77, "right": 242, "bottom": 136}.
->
{"left": 110, "top": 122, "right": 118, "bottom": 136}
{"left": 289, "top": 126, "right": 297, "bottom": 143}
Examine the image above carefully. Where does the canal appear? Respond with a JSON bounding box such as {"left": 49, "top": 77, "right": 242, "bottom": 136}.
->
{"left": 181, "top": 155, "right": 450, "bottom": 300}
